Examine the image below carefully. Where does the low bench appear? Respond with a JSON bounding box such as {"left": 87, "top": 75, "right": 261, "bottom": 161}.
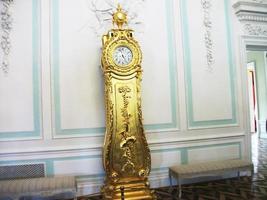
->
{"left": 169, "top": 159, "right": 254, "bottom": 198}
{"left": 0, "top": 176, "right": 77, "bottom": 200}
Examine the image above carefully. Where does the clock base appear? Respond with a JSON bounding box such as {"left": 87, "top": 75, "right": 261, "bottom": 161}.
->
{"left": 102, "top": 177, "right": 157, "bottom": 200}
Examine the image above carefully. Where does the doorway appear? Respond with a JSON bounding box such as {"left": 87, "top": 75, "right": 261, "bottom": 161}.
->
{"left": 246, "top": 61, "right": 258, "bottom": 133}
{"left": 246, "top": 49, "right": 267, "bottom": 138}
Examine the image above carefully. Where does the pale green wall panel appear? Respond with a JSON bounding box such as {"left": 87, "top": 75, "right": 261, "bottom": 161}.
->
{"left": 0, "top": 0, "right": 41, "bottom": 140}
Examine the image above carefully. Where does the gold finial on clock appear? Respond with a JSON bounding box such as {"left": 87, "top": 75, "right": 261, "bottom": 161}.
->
{"left": 113, "top": 4, "right": 127, "bottom": 29}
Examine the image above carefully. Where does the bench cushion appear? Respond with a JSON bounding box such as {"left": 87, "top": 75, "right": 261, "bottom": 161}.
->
{"left": 0, "top": 176, "right": 76, "bottom": 200}
{"left": 0, "top": 176, "right": 76, "bottom": 194}
{"left": 170, "top": 159, "right": 253, "bottom": 176}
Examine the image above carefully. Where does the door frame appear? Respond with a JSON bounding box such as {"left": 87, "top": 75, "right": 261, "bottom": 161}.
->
{"left": 239, "top": 35, "right": 267, "bottom": 160}
{"left": 247, "top": 61, "right": 258, "bottom": 133}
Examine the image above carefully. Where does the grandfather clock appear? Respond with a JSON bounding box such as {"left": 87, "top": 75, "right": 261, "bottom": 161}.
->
{"left": 101, "top": 4, "right": 156, "bottom": 200}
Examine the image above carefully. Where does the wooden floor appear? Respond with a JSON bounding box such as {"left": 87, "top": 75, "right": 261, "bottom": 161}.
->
{"left": 80, "top": 136, "right": 267, "bottom": 200}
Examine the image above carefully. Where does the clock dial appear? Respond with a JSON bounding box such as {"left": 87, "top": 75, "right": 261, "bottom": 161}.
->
{"left": 113, "top": 46, "right": 133, "bottom": 66}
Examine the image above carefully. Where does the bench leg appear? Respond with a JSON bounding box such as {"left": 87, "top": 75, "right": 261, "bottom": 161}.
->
{"left": 169, "top": 169, "right": 173, "bottom": 187}
{"left": 251, "top": 166, "right": 254, "bottom": 177}
{"left": 178, "top": 178, "right": 182, "bottom": 199}
{"left": 237, "top": 171, "right": 240, "bottom": 180}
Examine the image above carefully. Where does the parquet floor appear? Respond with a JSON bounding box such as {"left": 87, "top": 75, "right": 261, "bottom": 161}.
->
{"left": 81, "top": 136, "right": 267, "bottom": 200}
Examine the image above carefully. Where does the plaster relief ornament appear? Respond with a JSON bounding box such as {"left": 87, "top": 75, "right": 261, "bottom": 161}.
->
{"left": 88, "top": 0, "right": 146, "bottom": 37}
{"left": 251, "top": 0, "right": 264, "bottom": 3}
{"left": 201, "top": 0, "right": 215, "bottom": 73}
{"left": 0, "top": 0, "right": 13, "bottom": 75}
{"left": 244, "top": 24, "right": 267, "bottom": 36}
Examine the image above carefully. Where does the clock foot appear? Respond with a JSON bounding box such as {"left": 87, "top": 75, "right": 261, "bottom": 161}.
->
{"left": 102, "top": 177, "right": 157, "bottom": 200}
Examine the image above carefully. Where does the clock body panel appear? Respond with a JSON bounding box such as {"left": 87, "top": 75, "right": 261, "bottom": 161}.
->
{"left": 101, "top": 29, "right": 150, "bottom": 179}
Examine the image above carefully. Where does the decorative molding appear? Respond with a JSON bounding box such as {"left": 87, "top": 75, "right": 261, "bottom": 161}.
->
{"left": 237, "top": 12, "right": 267, "bottom": 22}
{"left": 233, "top": 1, "right": 267, "bottom": 36}
{"left": 88, "top": 0, "right": 146, "bottom": 37}
{"left": 244, "top": 23, "right": 267, "bottom": 36}
{"left": 0, "top": 0, "right": 13, "bottom": 75}
{"left": 251, "top": 0, "right": 265, "bottom": 3}
{"left": 233, "top": 0, "right": 267, "bottom": 8}
{"left": 201, "top": 0, "right": 214, "bottom": 72}
{"left": 0, "top": 140, "right": 244, "bottom": 195}
{"left": 233, "top": 1, "right": 267, "bottom": 22}
{"left": 0, "top": 134, "right": 245, "bottom": 162}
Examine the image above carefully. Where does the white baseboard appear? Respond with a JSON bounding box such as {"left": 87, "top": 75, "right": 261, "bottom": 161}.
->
{"left": 76, "top": 176, "right": 103, "bottom": 197}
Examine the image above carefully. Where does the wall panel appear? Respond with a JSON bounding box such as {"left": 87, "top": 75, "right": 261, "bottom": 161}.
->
{"left": 180, "top": 0, "right": 237, "bottom": 129}
{"left": 54, "top": 157, "right": 103, "bottom": 176}
{"left": 151, "top": 149, "right": 181, "bottom": 168}
{"left": 51, "top": 0, "right": 179, "bottom": 137}
{"left": 0, "top": 0, "right": 41, "bottom": 141}
{"left": 188, "top": 143, "right": 241, "bottom": 163}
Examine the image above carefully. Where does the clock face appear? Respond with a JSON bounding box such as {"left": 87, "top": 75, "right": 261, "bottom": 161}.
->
{"left": 113, "top": 46, "right": 133, "bottom": 66}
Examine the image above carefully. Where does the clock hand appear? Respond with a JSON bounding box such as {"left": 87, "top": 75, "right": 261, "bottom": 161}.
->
{"left": 119, "top": 50, "right": 126, "bottom": 63}
{"left": 122, "top": 54, "right": 127, "bottom": 64}
{"left": 119, "top": 52, "right": 124, "bottom": 61}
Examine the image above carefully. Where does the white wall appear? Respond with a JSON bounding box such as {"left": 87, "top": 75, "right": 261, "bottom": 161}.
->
{"left": 0, "top": 0, "right": 251, "bottom": 195}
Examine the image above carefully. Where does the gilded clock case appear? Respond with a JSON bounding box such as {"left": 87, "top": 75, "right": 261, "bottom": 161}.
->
{"left": 101, "top": 29, "right": 155, "bottom": 199}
